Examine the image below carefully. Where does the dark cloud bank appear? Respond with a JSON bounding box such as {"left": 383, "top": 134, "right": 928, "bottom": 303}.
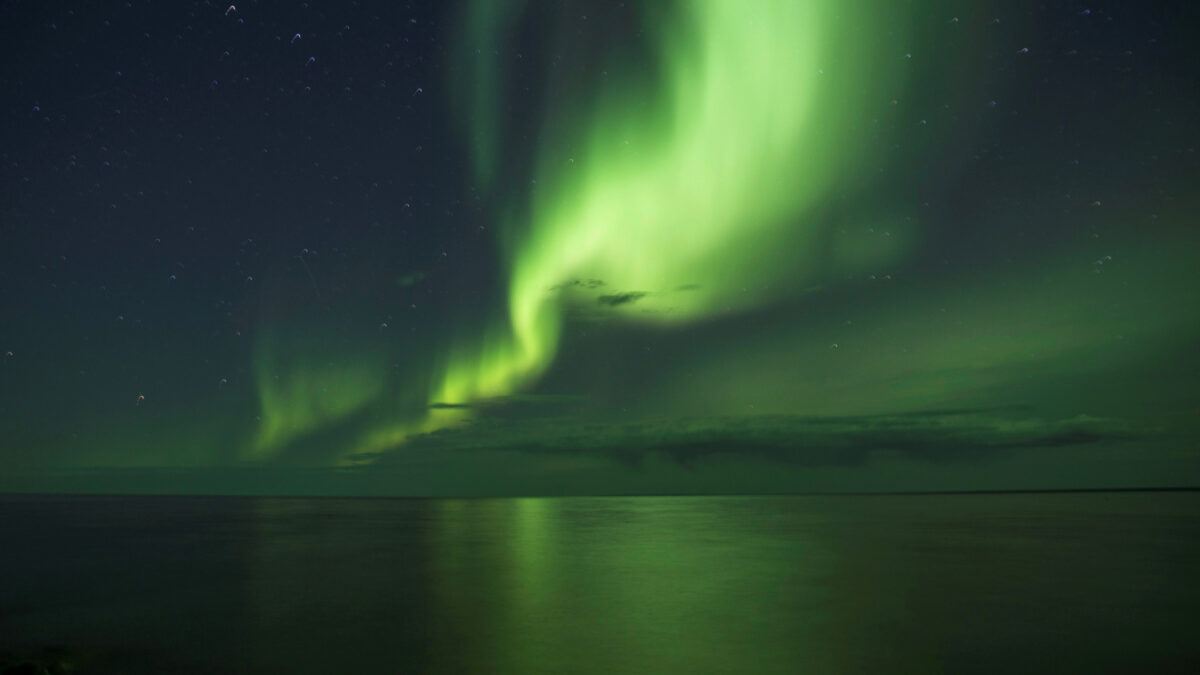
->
{"left": 358, "top": 407, "right": 1141, "bottom": 469}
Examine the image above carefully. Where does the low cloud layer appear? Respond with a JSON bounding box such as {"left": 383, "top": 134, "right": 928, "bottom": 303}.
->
{"left": 359, "top": 408, "right": 1140, "bottom": 469}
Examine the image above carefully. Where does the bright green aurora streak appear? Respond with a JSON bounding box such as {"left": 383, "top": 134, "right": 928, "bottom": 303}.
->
{"left": 256, "top": 0, "right": 917, "bottom": 460}
{"left": 434, "top": 0, "right": 907, "bottom": 406}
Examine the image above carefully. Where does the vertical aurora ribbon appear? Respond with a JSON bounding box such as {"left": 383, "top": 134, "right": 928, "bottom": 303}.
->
{"left": 434, "top": 0, "right": 909, "bottom": 406}
{"left": 252, "top": 0, "right": 919, "bottom": 459}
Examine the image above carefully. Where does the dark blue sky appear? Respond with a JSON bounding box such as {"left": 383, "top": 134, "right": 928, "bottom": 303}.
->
{"left": 1, "top": 0, "right": 1198, "bottom": 495}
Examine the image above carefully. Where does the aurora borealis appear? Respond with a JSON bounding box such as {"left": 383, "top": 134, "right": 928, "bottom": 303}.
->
{"left": 1, "top": 0, "right": 1198, "bottom": 495}
{"left": 436, "top": 0, "right": 904, "bottom": 405}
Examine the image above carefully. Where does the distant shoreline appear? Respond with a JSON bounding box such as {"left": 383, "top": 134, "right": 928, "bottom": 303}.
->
{"left": 1, "top": 486, "right": 1197, "bottom": 501}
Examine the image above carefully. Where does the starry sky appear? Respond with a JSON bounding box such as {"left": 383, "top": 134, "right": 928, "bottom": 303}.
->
{"left": 1, "top": 0, "right": 1197, "bottom": 496}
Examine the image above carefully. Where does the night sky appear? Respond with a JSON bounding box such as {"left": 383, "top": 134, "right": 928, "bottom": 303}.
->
{"left": 1, "top": 0, "right": 1197, "bottom": 496}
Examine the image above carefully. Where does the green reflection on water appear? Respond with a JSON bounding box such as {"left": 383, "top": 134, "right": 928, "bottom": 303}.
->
{"left": 427, "top": 497, "right": 840, "bottom": 673}
{"left": 5, "top": 494, "right": 1197, "bottom": 673}
{"left": 235, "top": 494, "right": 1200, "bottom": 674}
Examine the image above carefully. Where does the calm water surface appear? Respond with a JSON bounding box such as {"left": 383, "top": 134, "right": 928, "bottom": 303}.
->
{"left": 1, "top": 492, "right": 1197, "bottom": 673}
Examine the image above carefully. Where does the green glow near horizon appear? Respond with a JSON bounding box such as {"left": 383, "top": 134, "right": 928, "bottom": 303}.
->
{"left": 434, "top": 0, "right": 906, "bottom": 407}
{"left": 249, "top": 335, "right": 386, "bottom": 459}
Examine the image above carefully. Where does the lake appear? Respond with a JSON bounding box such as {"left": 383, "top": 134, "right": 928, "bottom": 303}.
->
{"left": 2, "top": 492, "right": 1197, "bottom": 673}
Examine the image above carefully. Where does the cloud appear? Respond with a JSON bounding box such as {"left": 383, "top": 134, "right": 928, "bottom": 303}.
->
{"left": 551, "top": 278, "right": 606, "bottom": 291}
{"left": 361, "top": 409, "right": 1142, "bottom": 468}
{"left": 596, "top": 292, "right": 647, "bottom": 307}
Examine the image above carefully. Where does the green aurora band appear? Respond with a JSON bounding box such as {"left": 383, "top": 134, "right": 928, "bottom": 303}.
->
{"left": 252, "top": 0, "right": 922, "bottom": 460}
{"left": 434, "top": 0, "right": 908, "bottom": 406}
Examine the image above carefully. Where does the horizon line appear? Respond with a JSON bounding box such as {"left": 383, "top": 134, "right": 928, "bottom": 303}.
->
{"left": 1, "top": 486, "right": 1198, "bottom": 501}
